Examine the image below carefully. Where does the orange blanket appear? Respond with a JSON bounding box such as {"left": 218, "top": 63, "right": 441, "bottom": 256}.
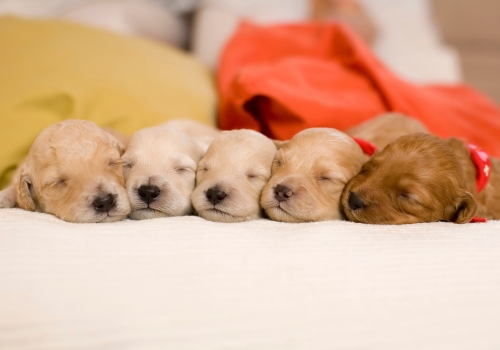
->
{"left": 218, "top": 22, "right": 500, "bottom": 157}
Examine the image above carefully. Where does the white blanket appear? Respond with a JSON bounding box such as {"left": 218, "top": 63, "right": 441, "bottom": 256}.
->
{"left": 1, "top": 208, "right": 499, "bottom": 349}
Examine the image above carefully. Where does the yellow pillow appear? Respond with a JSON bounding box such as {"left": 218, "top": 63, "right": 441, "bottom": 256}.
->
{"left": 0, "top": 17, "right": 216, "bottom": 189}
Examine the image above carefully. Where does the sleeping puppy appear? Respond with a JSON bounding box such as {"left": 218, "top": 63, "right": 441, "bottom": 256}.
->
{"left": 122, "top": 120, "right": 219, "bottom": 220}
{"left": 260, "top": 128, "right": 365, "bottom": 223}
{"left": 191, "top": 129, "right": 276, "bottom": 222}
{"left": 341, "top": 133, "right": 500, "bottom": 224}
{"left": 0, "top": 120, "right": 130, "bottom": 223}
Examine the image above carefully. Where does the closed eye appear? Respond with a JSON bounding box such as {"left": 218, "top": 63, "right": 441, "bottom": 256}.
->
{"left": 175, "top": 166, "right": 195, "bottom": 174}
{"left": 273, "top": 159, "right": 282, "bottom": 167}
{"left": 121, "top": 159, "right": 134, "bottom": 169}
{"left": 45, "top": 178, "right": 67, "bottom": 188}
{"left": 247, "top": 172, "right": 267, "bottom": 181}
{"left": 398, "top": 192, "right": 433, "bottom": 212}
{"left": 109, "top": 159, "right": 122, "bottom": 167}
{"left": 318, "top": 176, "right": 344, "bottom": 185}
{"left": 399, "top": 193, "right": 417, "bottom": 201}
{"left": 398, "top": 193, "right": 422, "bottom": 206}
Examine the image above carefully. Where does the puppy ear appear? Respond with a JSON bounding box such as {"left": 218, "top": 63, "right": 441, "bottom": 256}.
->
{"left": 16, "top": 170, "right": 36, "bottom": 212}
{"left": 272, "top": 139, "right": 287, "bottom": 149}
{"left": 450, "top": 191, "right": 477, "bottom": 224}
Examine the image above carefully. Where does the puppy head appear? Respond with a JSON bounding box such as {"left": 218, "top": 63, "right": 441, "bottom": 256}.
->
{"left": 122, "top": 125, "right": 204, "bottom": 220}
{"left": 191, "top": 129, "right": 276, "bottom": 222}
{"left": 261, "top": 128, "right": 365, "bottom": 222}
{"left": 341, "top": 133, "right": 477, "bottom": 224}
{"left": 17, "top": 120, "right": 130, "bottom": 223}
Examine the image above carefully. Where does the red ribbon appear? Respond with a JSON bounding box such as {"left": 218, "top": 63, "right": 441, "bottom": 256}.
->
{"left": 352, "top": 137, "right": 378, "bottom": 156}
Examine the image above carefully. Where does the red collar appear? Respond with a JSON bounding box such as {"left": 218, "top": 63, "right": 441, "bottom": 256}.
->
{"left": 468, "top": 143, "right": 491, "bottom": 193}
{"left": 468, "top": 143, "right": 491, "bottom": 224}
{"left": 352, "top": 137, "right": 378, "bottom": 156}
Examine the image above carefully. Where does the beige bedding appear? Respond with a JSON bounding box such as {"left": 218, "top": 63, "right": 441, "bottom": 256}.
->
{"left": 1, "top": 208, "right": 499, "bottom": 349}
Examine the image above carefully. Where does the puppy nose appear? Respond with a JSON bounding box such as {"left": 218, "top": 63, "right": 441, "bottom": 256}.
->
{"left": 348, "top": 191, "right": 366, "bottom": 210}
{"left": 138, "top": 185, "right": 161, "bottom": 204}
{"left": 206, "top": 187, "right": 227, "bottom": 205}
{"left": 93, "top": 194, "right": 116, "bottom": 212}
{"left": 274, "top": 184, "right": 293, "bottom": 202}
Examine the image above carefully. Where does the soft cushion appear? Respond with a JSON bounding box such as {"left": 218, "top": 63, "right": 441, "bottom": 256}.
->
{"left": 0, "top": 17, "right": 216, "bottom": 188}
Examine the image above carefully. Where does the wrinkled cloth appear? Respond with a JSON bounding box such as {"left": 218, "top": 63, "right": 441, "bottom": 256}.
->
{"left": 218, "top": 22, "right": 500, "bottom": 157}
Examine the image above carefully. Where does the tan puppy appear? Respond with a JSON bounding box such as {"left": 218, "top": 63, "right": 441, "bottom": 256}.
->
{"left": 122, "top": 120, "right": 219, "bottom": 220}
{"left": 261, "top": 128, "right": 365, "bottom": 223}
{"left": 0, "top": 120, "right": 130, "bottom": 223}
{"left": 341, "top": 133, "right": 500, "bottom": 224}
{"left": 191, "top": 129, "right": 276, "bottom": 222}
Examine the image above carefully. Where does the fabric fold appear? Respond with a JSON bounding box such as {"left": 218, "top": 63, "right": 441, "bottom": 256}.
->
{"left": 218, "top": 22, "right": 500, "bottom": 156}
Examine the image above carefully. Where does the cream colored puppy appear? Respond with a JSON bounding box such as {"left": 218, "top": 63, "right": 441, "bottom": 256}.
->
{"left": 0, "top": 120, "right": 130, "bottom": 223}
{"left": 122, "top": 120, "right": 219, "bottom": 220}
{"left": 261, "top": 128, "right": 365, "bottom": 223}
{"left": 191, "top": 129, "right": 277, "bottom": 222}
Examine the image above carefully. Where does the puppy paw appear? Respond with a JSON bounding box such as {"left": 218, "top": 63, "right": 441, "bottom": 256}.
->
{"left": 0, "top": 186, "right": 16, "bottom": 208}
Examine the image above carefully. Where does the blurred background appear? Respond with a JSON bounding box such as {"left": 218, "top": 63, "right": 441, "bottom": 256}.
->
{"left": 0, "top": 0, "right": 499, "bottom": 104}
{"left": 432, "top": 0, "right": 500, "bottom": 104}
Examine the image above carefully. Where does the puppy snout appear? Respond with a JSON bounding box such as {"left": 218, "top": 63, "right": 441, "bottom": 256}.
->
{"left": 274, "top": 184, "right": 293, "bottom": 202}
{"left": 93, "top": 194, "right": 116, "bottom": 213}
{"left": 348, "top": 191, "right": 366, "bottom": 211}
{"left": 138, "top": 185, "right": 161, "bottom": 204}
{"left": 206, "top": 187, "right": 227, "bottom": 205}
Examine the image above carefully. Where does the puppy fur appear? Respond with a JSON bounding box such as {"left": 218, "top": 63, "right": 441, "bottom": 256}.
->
{"left": 342, "top": 133, "right": 500, "bottom": 224}
{"left": 346, "top": 113, "right": 428, "bottom": 149}
{"left": 261, "top": 128, "right": 365, "bottom": 223}
{"left": 191, "top": 129, "right": 277, "bottom": 222}
{"left": 122, "top": 120, "right": 219, "bottom": 220}
{"left": 0, "top": 120, "right": 130, "bottom": 223}
{"left": 162, "top": 119, "right": 220, "bottom": 151}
